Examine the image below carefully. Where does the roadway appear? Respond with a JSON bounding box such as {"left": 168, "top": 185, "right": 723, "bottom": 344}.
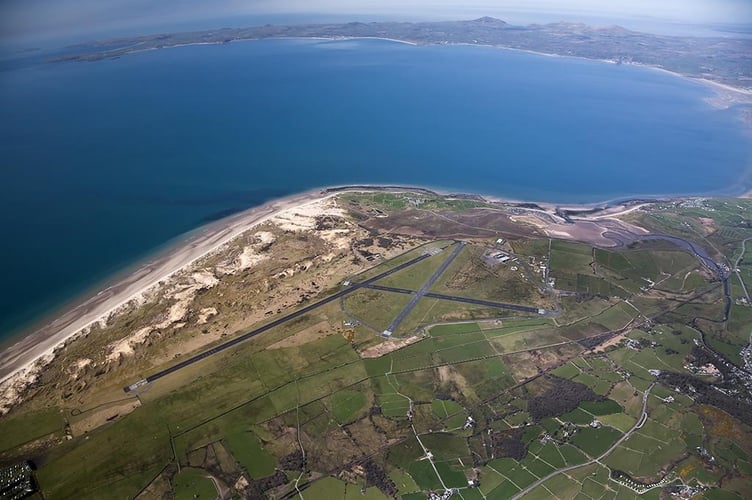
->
{"left": 361, "top": 283, "right": 541, "bottom": 314}
{"left": 383, "top": 242, "right": 466, "bottom": 335}
{"left": 424, "top": 292, "right": 540, "bottom": 314}
{"left": 124, "top": 252, "right": 431, "bottom": 391}
{"left": 734, "top": 237, "right": 751, "bottom": 304}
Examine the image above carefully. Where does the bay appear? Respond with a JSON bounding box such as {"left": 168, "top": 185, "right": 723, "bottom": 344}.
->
{"left": 0, "top": 38, "right": 749, "bottom": 337}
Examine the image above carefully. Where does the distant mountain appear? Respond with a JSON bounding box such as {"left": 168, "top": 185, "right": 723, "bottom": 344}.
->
{"left": 473, "top": 16, "right": 508, "bottom": 25}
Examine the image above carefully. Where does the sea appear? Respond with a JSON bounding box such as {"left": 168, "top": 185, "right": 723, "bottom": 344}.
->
{"left": 0, "top": 38, "right": 750, "bottom": 339}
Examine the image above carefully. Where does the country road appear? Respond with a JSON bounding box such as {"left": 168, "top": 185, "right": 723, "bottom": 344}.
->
{"left": 510, "top": 383, "right": 654, "bottom": 499}
{"left": 734, "top": 237, "right": 751, "bottom": 304}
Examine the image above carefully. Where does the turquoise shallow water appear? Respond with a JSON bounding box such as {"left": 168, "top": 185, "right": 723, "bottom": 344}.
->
{"left": 0, "top": 38, "right": 750, "bottom": 337}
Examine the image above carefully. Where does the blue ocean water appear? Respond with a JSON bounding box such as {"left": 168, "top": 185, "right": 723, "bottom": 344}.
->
{"left": 0, "top": 38, "right": 750, "bottom": 338}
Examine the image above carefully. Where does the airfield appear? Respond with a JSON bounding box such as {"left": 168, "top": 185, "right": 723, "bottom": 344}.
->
{"left": 1, "top": 192, "right": 751, "bottom": 499}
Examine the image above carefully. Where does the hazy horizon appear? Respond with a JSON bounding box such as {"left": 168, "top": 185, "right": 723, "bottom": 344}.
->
{"left": 2, "top": 0, "right": 752, "bottom": 46}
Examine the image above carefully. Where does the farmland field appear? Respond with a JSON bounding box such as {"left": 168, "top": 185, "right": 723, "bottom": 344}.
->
{"left": 3, "top": 195, "right": 752, "bottom": 499}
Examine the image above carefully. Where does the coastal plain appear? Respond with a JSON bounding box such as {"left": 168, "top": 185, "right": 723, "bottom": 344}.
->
{"left": 1, "top": 189, "right": 751, "bottom": 499}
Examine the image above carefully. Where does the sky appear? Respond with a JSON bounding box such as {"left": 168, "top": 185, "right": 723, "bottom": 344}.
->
{"left": 2, "top": 0, "right": 752, "bottom": 44}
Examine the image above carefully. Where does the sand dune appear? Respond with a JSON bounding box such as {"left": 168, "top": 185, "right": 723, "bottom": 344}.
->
{"left": 0, "top": 189, "right": 334, "bottom": 390}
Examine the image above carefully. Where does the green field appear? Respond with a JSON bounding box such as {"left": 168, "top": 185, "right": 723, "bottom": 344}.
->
{"left": 330, "top": 390, "right": 368, "bottom": 424}
{"left": 223, "top": 431, "right": 276, "bottom": 479}
{"left": 173, "top": 468, "right": 217, "bottom": 500}
{"left": 5, "top": 200, "right": 752, "bottom": 499}
{"left": 571, "top": 426, "right": 623, "bottom": 457}
{"left": 580, "top": 399, "right": 622, "bottom": 416}
{"left": 0, "top": 408, "right": 65, "bottom": 452}
{"left": 431, "top": 399, "right": 464, "bottom": 419}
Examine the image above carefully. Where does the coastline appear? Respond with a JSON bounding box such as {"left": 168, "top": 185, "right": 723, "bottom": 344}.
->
{"left": 440, "top": 40, "right": 752, "bottom": 110}
{"left": 0, "top": 188, "right": 334, "bottom": 387}
{"left": 0, "top": 183, "right": 735, "bottom": 394}
{"left": 56, "top": 34, "right": 752, "bottom": 103}
{"left": 4, "top": 180, "right": 752, "bottom": 418}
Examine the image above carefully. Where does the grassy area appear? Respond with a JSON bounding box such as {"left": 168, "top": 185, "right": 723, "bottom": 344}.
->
{"left": 377, "top": 250, "right": 449, "bottom": 290}
{"left": 407, "top": 460, "right": 444, "bottom": 490}
{"left": 223, "top": 431, "right": 276, "bottom": 479}
{"left": 550, "top": 240, "right": 593, "bottom": 275}
{"left": 431, "top": 322, "right": 482, "bottom": 336}
{"left": 420, "top": 432, "right": 470, "bottom": 460}
{"left": 342, "top": 192, "right": 490, "bottom": 213}
{"left": 173, "top": 468, "right": 216, "bottom": 500}
{"left": 8, "top": 199, "right": 752, "bottom": 498}
{"left": 0, "top": 408, "right": 66, "bottom": 453}
{"left": 349, "top": 240, "right": 452, "bottom": 282}
{"left": 580, "top": 399, "right": 622, "bottom": 416}
{"left": 343, "top": 288, "right": 413, "bottom": 332}
{"left": 397, "top": 297, "right": 513, "bottom": 335}
{"left": 509, "top": 239, "right": 550, "bottom": 260}
{"left": 430, "top": 244, "right": 548, "bottom": 307}
{"left": 598, "top": 413, "right": 636, "bottom": 433}
{"left": 570, "top": 426, "right": 622, "bottom": 457}
{"left": 329, "top": 389, "right": 368, "bottom": 424}
{"left": 36, "top": 408, "right": 172, "bottom": 498}
{"left": 431, "top": 399, "right": 464, "bottom": 419}
{"left": 389, "top": 468, "right": 420, "bottom": 496}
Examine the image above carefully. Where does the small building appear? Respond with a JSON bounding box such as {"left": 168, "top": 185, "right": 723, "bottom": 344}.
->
{"left": 625, "top": 339, "right": 641, "bottom": 350}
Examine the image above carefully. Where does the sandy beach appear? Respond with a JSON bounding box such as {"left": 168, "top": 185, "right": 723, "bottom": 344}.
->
{"left": 0, "top": 188, "right": 335, "bottom": 387}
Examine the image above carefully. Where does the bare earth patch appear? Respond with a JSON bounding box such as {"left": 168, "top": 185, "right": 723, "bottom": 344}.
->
{"left": 698, "top": 217, "right": 717, "bottom": 235}
{"left": 509, "top": 215, "right": 548, "bottom": 228}
{"left": 70, "top": 399, "right": 142, "bottom": 435}
{"left": 436, "top": 364, "right": 476, "bottom": 400}
{"left": 359, "top": 336, "right": 424, "bottom": 358}
{"left": 590, "top": 331, "right": 629, "bottom": 353}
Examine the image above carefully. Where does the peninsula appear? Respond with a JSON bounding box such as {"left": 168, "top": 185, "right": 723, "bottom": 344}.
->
{"left": 1, "top": 187, "right": 751, "bottom": 499}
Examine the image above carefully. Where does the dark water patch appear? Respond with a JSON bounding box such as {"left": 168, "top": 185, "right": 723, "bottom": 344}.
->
{"left": 200, "top": 207, "right": 248, "bottom": 223}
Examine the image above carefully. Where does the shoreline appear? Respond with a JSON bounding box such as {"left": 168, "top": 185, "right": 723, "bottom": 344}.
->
{"left": 0, "top": 183, "right": 744, "bottom": 391}
{"left": 0, "top": 187, "right": 333, "bottom": 386}
{"left": 57, "top": 34, "right": 752, "bottom": 101}
{"left": 430, "top": 39, "right": 752, "bottom": 110}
